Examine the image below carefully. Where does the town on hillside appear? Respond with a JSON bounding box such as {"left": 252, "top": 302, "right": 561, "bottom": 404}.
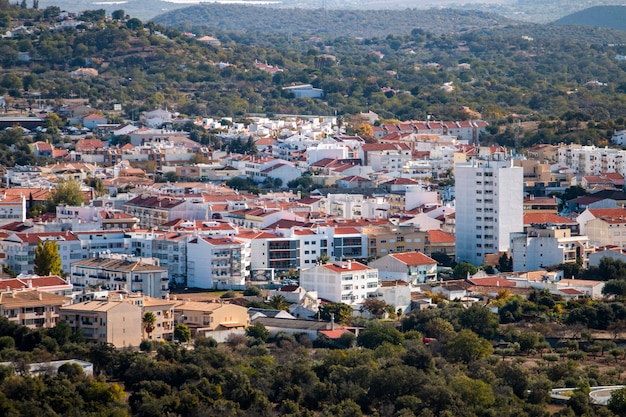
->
{"left": 0, "top": 103, "right": 624, "bottom": 348}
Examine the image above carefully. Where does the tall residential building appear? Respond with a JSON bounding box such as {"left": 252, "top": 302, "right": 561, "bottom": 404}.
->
{"left": 455, "top": 158, "right": 523, "bottom": 265}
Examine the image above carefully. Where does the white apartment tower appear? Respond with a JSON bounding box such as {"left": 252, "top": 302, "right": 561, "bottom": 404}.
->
{"left": 455, "top": 157, "right": 523, "bottom": 266}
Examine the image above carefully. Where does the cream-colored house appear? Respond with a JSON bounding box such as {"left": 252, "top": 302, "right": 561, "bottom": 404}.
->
{"left": 369, "top": 251, "right": 438, "bottom": 284}
{"left": 142, "top": 297, "right": 175, "bottom": 341}
{"left": 0, "top": 290, "right": 70, "bottom": 329}
{"left": 59, "top": 300, "right": 142, "bottom": 348}
{"left": 173, "top": 300, "right": 248, "bottom": 342}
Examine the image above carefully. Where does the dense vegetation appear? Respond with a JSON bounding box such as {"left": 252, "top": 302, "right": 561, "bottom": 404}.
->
{"left": 152, "top": 6, "right": 516, "bottom": 38}
{"left": 554, "top": 6, "right": 626, "bottom": 31}
{"left": 2, "top": 2, "right": 626, "bottom": 158}
{"left": 34, "top": 0, "right": 626, "bottom": 25}
{"left": 5, "top": 289, "right": 626, "bottom": 416}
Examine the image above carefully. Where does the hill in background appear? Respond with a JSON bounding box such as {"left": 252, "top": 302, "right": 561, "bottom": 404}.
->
{"left": 554, "top": 5, "right": 626, "bottom": 31}
{"left": 35, "top": 0, "right": 626, "bottom": 23}
{"left": 151, "top": 5, "right": 516, "bottom": 37}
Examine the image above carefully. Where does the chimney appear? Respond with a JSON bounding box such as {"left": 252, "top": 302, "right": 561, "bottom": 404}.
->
{"left": 347, "top": 260, "right": 352, "bottom": 270}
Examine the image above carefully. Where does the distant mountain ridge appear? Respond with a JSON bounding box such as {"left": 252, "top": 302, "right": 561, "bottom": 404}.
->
{"left": 36, "top": 0, "right": 626, "bottom": 23}
{"left": 151, "top": 5, "right": 516, "bottom": 37}
{"left": 554, "top": 5, "right": 626, "bottom": 31}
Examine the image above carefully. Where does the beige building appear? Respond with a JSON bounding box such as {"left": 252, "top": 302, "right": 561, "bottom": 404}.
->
{"left": 0, "top": 290, "right": 70, "bottom": 329}
{"left": 363, "top": 225, "right": 427, "bottom": 258}
{"left": 142, "top": 297, "right": 175, "bottom": 341}
{"left": 59, "top": 300, "right": 142, "bottom": 348}
{"left": 173, "top": 300, "right": 248, "bottom": 341}
{"left": 424, "top": 230, "right": 456, "bottom": 260}
{"left": 585, "top": 214, "right": 626, "bottom": 247}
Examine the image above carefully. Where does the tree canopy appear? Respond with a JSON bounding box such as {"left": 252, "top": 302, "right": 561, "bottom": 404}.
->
{"left": 33, "top": 240, "right": 62, "bottom": 276}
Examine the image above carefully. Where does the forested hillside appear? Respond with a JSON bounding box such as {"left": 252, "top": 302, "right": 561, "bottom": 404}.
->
{"left": 152, "top": 6, "right": 515, "bottom": 38}
{"left": 554, "top": 6, "right": 626, "bottom": 32}
{"left": 2, "top": 1, "right": 626, "bottom": 160}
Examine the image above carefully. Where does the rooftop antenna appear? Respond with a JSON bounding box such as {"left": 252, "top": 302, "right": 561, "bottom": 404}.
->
{"left": 514, "top": 119, "right": 521, "bottom": 155}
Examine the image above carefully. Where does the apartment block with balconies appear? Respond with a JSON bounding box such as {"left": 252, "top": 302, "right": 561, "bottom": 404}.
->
{"left": 70, "top": 254, "right": 169, "bottom": 299}
{"left": 59, "top": 300, "right": 142, "bottom": 348}
{"left": 0, "top": 290, "right": 70, "bottom": 329}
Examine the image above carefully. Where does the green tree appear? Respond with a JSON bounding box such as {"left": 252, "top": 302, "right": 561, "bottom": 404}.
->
{"left": 360, "top": 298, "right": 388, "bottom": 319}
{"left": 174, "top": 323, "right": 191, "bottom": 344}
{"left": 319, "top": 302, "right": 353, "bottom": 324}
{"left": 498, "top": 253, "right": 513, "bottom": 272}
{"left": 46, "top": 179, "right": 86, "bottom": 212}
{"left": 34, "top": 240, "right": 62, "bottom": 276}
{"left": 243, "top": 286, "right": 262, "bottom": 296}
{"left": 445, "top": 329, "right": 493, "bottom": 363}
{"left": 458, "top": 305, "right": 499, "bottom": 339}
{"left": 268, "top": 294, "right": 289, "bottom": 311}
{"left": 245, "top": 322, "right": 269, "bottom": 342}
{"left": 142, "top": 312, "right": 156, "bottom": 340}
{"left": 450, "top": 374, "right": 495, "bottom": 409}
{"left": 453, "top": 261, "right": 478, "bottom": 279}
{"left": 111, "top": 9, "right": 125, "bottom": 20}
{"left": 357, "top": 324, "right": 404, "bottom": 349}
{"left": 47, "top": 320, "right": 71, "bottom": 346}
{"left": 603, "top": 279, "right": 626, "bottom": 297}
{"left": 317, "top": 253, "right": 330, "bottom": 264}
{"left": 518, "top": 330, "right": 542, "bottom": 353}
{"left": 43, "top": 113, "right": 63, "bottom": 135}
{"left": 608, "top": 387, "right": 626, "bottom": 415}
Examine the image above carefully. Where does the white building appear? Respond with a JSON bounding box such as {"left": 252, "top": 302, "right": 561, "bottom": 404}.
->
{"left": 510, "top": 226, "right": 595, "bottom": 272}
{"left": 282, "top": 84, "right": 324, "bottom": 99}
{"left": 455, "top": 158, "right": 523, "bottom": 265}
{"left": 300, "top": 261, "right": 379, "bottom": 306}
{"left": 369, "top": 251, "right": 438, "bottom": 284}
{"left": 558, "top": 144, "right": 626, "bottom": 177}
{"left": 186, "top": 236, "right": 245, "bottom": 289}
{"left": 70, "top": 254, "right": 170, "bottom": 299}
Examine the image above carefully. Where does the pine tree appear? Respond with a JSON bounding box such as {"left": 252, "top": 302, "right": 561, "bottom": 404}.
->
{"left": 34, "top": 240, "right": 62, "bottom": 276}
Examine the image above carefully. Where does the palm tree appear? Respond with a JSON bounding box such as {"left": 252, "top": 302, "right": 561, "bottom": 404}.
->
{"left": 142, "top": 311, "right": 156, "bottom": 340}
{"left": 268, "top": 294, "right": 289, "bottom": 311}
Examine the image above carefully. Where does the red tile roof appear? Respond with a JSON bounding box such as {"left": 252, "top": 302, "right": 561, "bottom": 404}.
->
{"left": 524, "top": 213, "right": 577, "bottom": 225}
{"left": 390, "top": 251, "right": 437, "bottom": 266}
{"left": 125, "top": 195, "right": 184, "bottom": 209}
{"left": 8, "top": 231, "right": 79, "bottom": 243}
{"left": 468, "top": 276, "right": 515, "bottom": 287}
{"left": 588, "top": 208, "right": 626, "bottom": 219}
{"left": 333, "top": 227, "right": 361, "bottom": 235}
{"left": 322, "top": 261, "right": 371, "bottom": 273}
{"left": 0, "top": 275, "right": 68, "bottom": 291}
{"left": 319, "top": 329, "right": 350, "bottom": 339}
{"left": 559, "top": 288, "right": 584, "bottom": 295}
{"left": 427, "top": 230, "right": 455, "bottom": 244}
